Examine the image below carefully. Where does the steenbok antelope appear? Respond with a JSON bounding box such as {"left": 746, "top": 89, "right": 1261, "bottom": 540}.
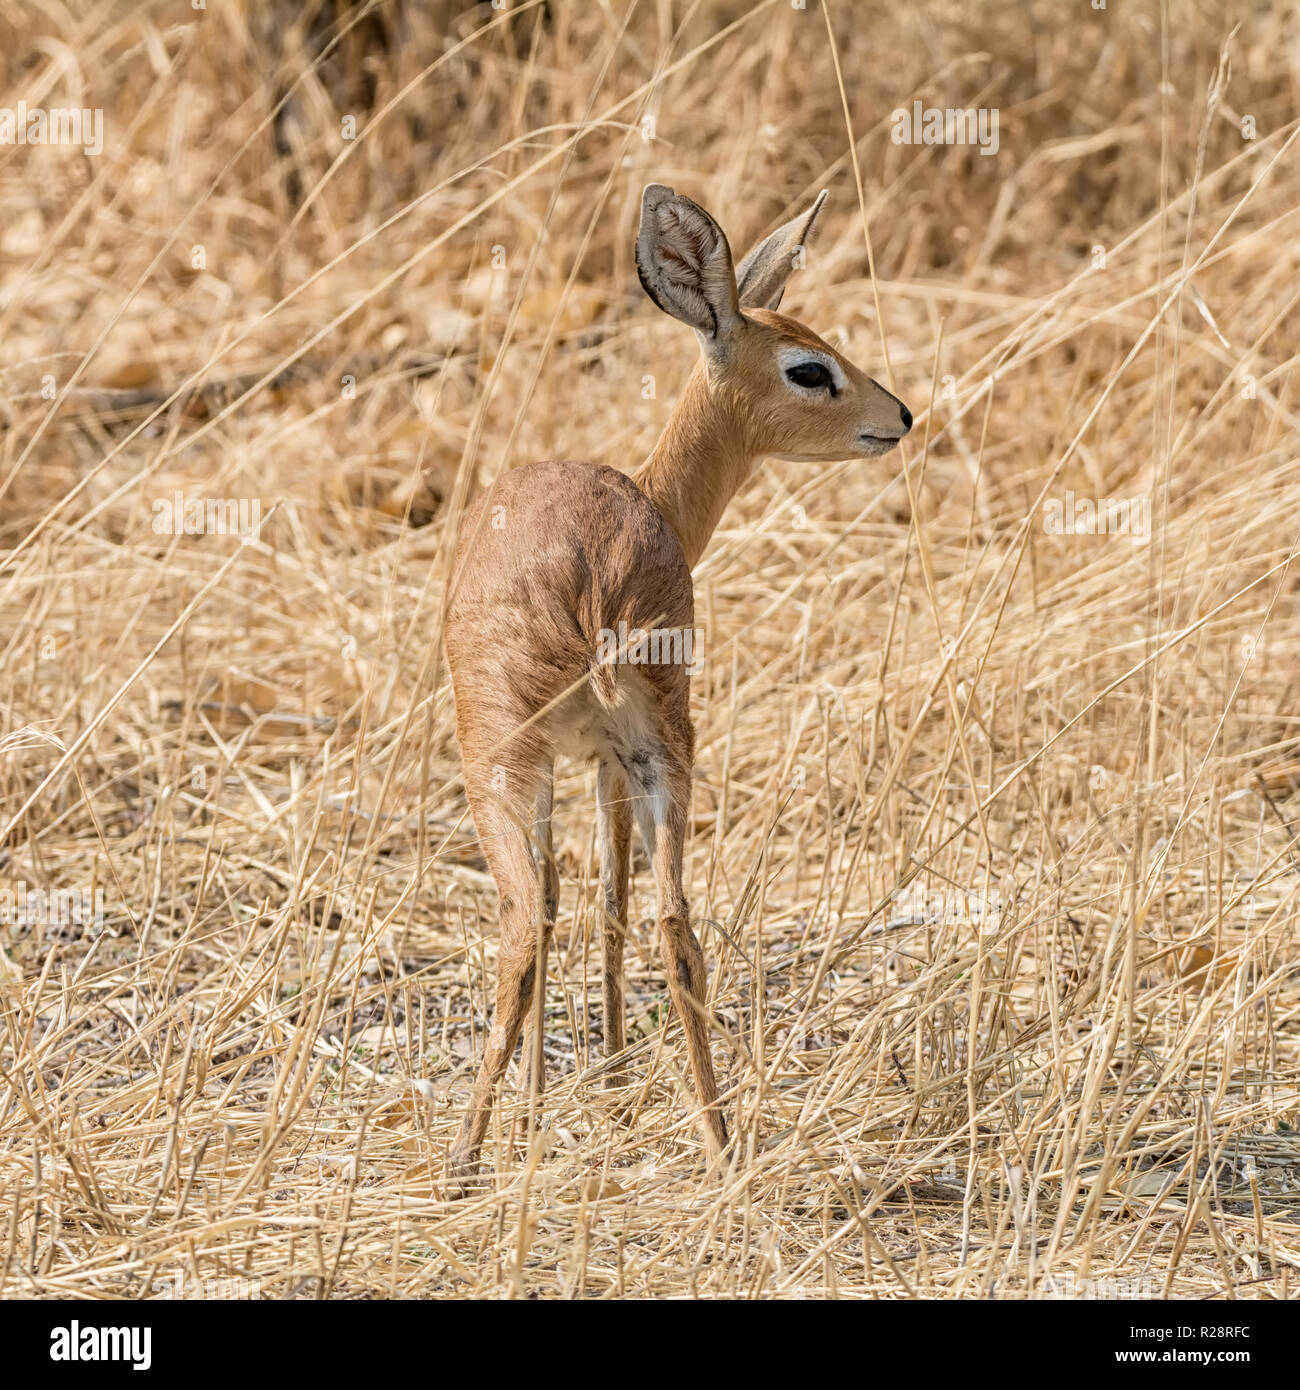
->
{"left": 444, "top": 183, "right": 911, "bottom": 1186}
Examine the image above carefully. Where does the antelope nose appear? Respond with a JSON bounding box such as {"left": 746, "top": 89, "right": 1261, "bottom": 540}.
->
{"left": 899, "top": 404, "right": 913, "bottom": 432}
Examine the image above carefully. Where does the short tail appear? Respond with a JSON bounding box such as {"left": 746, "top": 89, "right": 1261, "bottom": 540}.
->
{"left": 589, "top": 659, "right": 621, "bottom": 712}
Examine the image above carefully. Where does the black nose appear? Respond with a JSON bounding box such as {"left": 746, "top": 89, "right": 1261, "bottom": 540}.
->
{"left": 899, "top": 404, "right": 913, "bottom": 431}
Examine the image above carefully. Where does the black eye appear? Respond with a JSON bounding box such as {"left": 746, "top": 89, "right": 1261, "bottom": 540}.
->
{"left": 785, "top": 361, "right": 836, "bottom": 394}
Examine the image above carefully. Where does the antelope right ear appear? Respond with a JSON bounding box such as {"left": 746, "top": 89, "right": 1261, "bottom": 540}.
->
{"left": 635, "top": 184, "right": 742, "bottom": 342}
{"left": 735, "top": 190, "right": 828, "bottom": 311}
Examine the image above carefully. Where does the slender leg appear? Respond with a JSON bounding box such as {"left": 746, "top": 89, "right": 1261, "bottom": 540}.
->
{"left": 519, "top": 768, "right": 558, "bottom": 1099}
{"left": 595, "top": 760, "right": 632, "bottom": 1085}
{"left": 634, "top": 743, "right": 728, "bottom": 1160}
{"left": 448, "top": 759, "right": 554, "bottom": 1188}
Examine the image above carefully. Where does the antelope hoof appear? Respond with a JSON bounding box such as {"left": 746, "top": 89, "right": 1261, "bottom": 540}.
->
{"left": 446, "top": 1150, "right": 481, "bottom": 1201}
{"left": 603, "top": 1073, "right": 636, "bottom": 1125}
{"left": 705, "top": 1112, "right": 731, "bottom": 1165}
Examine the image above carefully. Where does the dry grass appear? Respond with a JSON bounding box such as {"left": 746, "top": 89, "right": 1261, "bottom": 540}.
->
{"left": 2, "top": 0, "right": 1299, "bottom": 1300}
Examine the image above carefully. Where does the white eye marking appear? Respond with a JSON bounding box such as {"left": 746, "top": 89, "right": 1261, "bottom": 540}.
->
{"left": 778, "top": 346, "right": 847, "bottom": 395}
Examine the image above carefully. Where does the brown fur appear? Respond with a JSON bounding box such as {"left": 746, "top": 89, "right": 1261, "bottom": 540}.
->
{"left": 636, "top": 310, "right": 908, "bottom": 566}
{"left": 442, "top": 187, "right": 909, "bottom": 1189}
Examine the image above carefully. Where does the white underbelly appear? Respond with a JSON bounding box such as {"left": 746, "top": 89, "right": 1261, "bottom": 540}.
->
{"left": 550, "top": 670, "right": 662, "bottom": 766}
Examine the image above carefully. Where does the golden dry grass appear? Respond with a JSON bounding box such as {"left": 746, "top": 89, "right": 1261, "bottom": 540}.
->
{"left": 2, "top": 0, "right": 1299, "bottom": 1299}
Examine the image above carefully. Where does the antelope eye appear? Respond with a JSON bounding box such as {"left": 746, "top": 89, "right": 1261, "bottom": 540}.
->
{"left": 785, "top": 361, "right": 835, "bottom": 394}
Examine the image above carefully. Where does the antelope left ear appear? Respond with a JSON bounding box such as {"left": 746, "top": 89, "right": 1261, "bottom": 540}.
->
{"left": 735, "top": 190, "right": 828, "bottom": 311}
{"left": 635, "top": 183, "right": 742, "bottom": 342}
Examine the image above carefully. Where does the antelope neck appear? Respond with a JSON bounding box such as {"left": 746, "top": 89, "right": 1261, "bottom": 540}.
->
{"left": 632, "top": 361, "right": 760, "bottom": 569}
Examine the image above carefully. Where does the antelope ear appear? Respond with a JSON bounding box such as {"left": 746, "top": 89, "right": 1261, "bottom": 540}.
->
{"left": 635, "top": 184, "right": 742, "bottom": 341}
{"left": 735, "top": 190, "right": 828, "bottom": 310}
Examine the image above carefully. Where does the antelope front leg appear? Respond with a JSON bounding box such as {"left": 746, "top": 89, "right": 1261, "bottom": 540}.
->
{"left": 518, "top": 771, "right": 559, "bottom": 1100}
{"left": 596, "top": 760, "right": 632, "bottom": 1085}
